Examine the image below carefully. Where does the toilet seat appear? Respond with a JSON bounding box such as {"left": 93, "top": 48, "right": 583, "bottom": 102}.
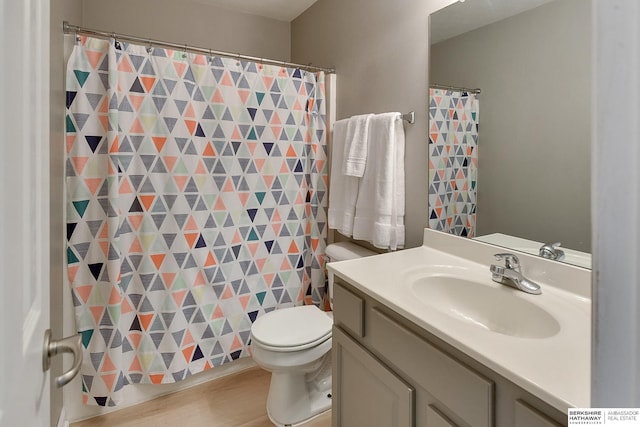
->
{"left": 251, "top": 305, "right": 332, "bottom": 352}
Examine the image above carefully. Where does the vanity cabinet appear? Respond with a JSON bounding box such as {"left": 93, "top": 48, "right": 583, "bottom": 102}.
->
{"left": 332, "top": 279, "right": 567, "bottom": 427}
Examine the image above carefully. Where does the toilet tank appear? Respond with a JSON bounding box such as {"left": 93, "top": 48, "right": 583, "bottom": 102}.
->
{"left": 325, "top": 242, "right": 376, "bottom": 309}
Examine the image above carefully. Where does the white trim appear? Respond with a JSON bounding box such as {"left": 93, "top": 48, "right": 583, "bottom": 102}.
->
{"left": 65, "top": 358, "right": 256, "bottom": 422}
{"left": 592, "top": 0, "right": 640, "bottom": 406}
{"left": 57, "top": 408, "right": 69, "bottom": 427}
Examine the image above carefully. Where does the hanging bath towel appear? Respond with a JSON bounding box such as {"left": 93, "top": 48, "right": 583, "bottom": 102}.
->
{"left": 352, "top": 112, "right": 405, "bottom": 250}
{"left": 328, "top": 118, "right": 361, "bottom": 236}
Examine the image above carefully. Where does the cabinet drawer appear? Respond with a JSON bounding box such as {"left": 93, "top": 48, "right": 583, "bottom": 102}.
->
{"left": 370, "top": 308, "right": 494, "bottom": 427}
{"left": 515, "top": 400, "right": 564, "bottom": 427}
{"left": 333, "top": 282, "right": 365, "bottom": 337}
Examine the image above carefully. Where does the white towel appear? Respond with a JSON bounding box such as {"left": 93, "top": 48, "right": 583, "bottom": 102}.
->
{"left": 342, "top": 114, "right": 373, "bottom": 177}
{"left": 352, "top": 113, "right": 405, "bottom": 250}
{"left": 328, "top": 119, "right": 360, "bottom": 236}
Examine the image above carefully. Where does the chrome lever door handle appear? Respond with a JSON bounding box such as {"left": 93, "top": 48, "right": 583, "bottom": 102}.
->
{"left": 43, "top": 329, "right": 83, "bottom": 388}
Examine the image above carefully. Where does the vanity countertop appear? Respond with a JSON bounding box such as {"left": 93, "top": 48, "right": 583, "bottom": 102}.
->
{"left": 328, "top": 230, "right": 591, "bottom": 412}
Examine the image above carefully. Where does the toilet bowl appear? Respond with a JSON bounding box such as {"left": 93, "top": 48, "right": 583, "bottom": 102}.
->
{"left": 250, "top": 242, "right": 376, "bottom": 426}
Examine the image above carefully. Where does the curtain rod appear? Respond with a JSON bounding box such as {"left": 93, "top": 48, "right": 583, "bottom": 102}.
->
{"left": 430, "top": 83, "right": 481, "bottom": 95}
{"left": 63, "top": 21, "right": 336, "bottom": 74}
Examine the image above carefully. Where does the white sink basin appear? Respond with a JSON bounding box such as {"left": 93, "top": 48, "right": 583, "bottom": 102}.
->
{"left": 410, "top": 275, "right": 561, "bottom": 339}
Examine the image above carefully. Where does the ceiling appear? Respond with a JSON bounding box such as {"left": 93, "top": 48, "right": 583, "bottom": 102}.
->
{"left": 190, "top": 0, "right": 318, "bottom": 22}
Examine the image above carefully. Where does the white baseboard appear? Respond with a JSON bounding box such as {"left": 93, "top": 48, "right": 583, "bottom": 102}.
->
{"left": 65, "top": 358, "right": 257, "bottom": 423}
{"left": 56, "top": 408, "right": 69, "bottom": 427}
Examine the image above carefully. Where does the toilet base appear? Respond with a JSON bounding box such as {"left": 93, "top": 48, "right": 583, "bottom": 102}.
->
{"left": 265, "top": 352, "right": 332, "bottom": 426}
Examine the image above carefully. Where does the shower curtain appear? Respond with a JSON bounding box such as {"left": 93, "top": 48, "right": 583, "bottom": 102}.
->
{"left": 428, "top": 88, "right": 479, "bottom": 238}
{"left": 65, "top": 36, "right": 327, "bottom": 406}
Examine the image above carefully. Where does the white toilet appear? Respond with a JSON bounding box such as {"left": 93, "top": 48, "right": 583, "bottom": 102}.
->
{"left": 250, "top": 242, "right": 376, "bottom": 426}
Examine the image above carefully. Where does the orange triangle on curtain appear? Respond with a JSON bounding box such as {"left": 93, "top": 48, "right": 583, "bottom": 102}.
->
{"left": 129, "top": 117, "right": 145, "bottom": 133}
{"left": 66, "top": 135, "right": 76, "bottom": 154}
{"left": 263, "top": 273, "right": 275, "bottom": 287}
{"left": 202, "top": 142, "right": 216, "bottom": 157}
{"left": 149, "top": 374, "right": 164, "bottom": 385}
{"left": 184, "top": 119, "right": 197, "bottom": 135}
{"left": 150, "top": 254, "right": 166, "bottom": 270}
{"left": 100, "top": 354, "right": 117, "bottom": 373}
{"left": 184, "top": 232, "right": 199, "bottom": 248}
{"left": 162, "top": 272, "right": 177, "bottom": 288}
{"left": 140, "top": 76, "right": 157, "bottom": 93}
{"left": 129, "top": 356, "right": 142, "bottom": 372}
{"left": 139, "top": 314, "right": 154, "bottom": 331}
{"left": 211, "top": 89, "right": 224, "bottom": 103}
{"left": 173, "top": 61, "right": 187, "bottom": 77}
{"left": 193, "top": 271, "right": 206, "bottom": 287}
{"left": 152, "top": 136, "right": 167, "bottom": 152}
{"left": 139, "top": 195, "right": 155, "bottom": 211}
{"left": 85, "top": 50, "right": 103, "bottom": 70}
{"left": 84, "top": 178, "right": 102, "bottom": 195}
{"left": 163, "top": 156, "right": 177, "bottom": 172}
{"left": 100, "top": 373, "right": 117, "bottom": 392}
{"left": 71, "top": 157, "right": 89, "bottom": 175}
{"left": 212, "top": 305, "right": 224, "bottom": 319}
{"left": 129, "top": 94, "right": 145, "bottom": 112}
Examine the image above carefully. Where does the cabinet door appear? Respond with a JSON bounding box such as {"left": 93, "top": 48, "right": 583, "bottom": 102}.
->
{"left": 515, "top": 400, "right": 564, "bottom": 427}
{"left": 333, "top": 327, "right": 415, "bottom": 427}
{"left": 427, "top": 405, "right": 458, "bottom": 427}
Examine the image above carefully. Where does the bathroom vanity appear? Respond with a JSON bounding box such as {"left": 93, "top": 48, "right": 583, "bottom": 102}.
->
{"left": 328, "top": 229, "right": 591, "bottom": 427}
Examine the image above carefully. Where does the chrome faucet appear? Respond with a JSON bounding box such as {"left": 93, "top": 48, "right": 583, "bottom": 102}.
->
{"left": 539, "top": 242, "right": 565, "bottom": 261}
{"left": 489, "top": 253, "right": 541, "bottom": 295}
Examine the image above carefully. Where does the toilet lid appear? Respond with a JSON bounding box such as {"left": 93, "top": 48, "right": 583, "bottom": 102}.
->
{"left": 251, "top": 305, "right": 332, "bottom": 350}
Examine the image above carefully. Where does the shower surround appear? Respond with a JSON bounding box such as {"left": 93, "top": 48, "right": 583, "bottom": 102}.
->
{"left": 65, "top": 36, "right": 328, "bottom": 406}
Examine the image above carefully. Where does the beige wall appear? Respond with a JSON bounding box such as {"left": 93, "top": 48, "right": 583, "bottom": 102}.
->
{"left": 291, "top": 0, "right": 453, "bottom": 249}
{"left": 430, "top": 0, "right": 591, "bottom": 251}
{"left": 82, "top": 0, "right": 291, "bottom": 62}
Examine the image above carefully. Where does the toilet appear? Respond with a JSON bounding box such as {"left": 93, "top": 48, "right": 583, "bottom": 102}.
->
{"left": 250, "top": 242, "right": 376, "bottom": 426}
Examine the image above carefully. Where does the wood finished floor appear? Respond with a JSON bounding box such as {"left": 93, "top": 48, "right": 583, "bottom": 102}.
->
{"left": 71, "top": 367, "right": 332, "bottom": 427}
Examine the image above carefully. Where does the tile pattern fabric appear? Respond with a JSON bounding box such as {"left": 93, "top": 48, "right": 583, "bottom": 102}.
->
{"left": 65, "top": 36, "right": 327, "bottom": 406}
{"left": 428, "top": 88, "right": 479, "bottom": 238}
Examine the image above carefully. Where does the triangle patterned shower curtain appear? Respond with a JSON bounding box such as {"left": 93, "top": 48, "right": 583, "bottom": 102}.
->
{"left": 428, "top": 88, "right": 479, "bottom": 238}
{"left": 65, "top": 36, "right": 327, "bottom": 406}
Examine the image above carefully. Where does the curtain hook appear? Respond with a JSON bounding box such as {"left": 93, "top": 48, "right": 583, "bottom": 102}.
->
{"left": 208, "top": 49, "right": 213, "bottom": 64}
{"left": 75, "top": 30, "right": 80, "bottom": 44}
{"left": 183, "top": 44, "right": 187, "bottom": 59}
{"left": 111, "top": 31, "right": 120, "bottom": 49}
{"left": 146, "top": 39, "right": 152, "bottom": 54}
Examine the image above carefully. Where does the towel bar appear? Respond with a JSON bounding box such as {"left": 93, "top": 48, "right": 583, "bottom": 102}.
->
{"left": 401, "top": 112, "right": 415, "bottom": 124}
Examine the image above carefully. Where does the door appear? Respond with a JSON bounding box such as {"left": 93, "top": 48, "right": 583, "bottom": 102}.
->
{"left": 0, "top": 0, "right": 51, "bottom": 426}
{"left": 332, "top": 327, "right": 415, "bottom": 427}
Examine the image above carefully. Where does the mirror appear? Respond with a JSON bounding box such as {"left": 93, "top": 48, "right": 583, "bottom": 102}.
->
{"left": 428, "top": 0, "right": 591, "bottom": 268}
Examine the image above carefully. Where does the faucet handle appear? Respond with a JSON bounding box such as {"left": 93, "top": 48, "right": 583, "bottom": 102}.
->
{"left": 493, "top": 253, "right": 520, "bottom": 270}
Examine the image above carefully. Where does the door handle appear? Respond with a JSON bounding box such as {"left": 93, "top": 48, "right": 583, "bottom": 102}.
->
{"left": 42, "top": 329, "right": 83, "bottom": 388}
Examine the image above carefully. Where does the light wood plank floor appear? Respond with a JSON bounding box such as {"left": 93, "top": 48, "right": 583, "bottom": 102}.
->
{"left": 71, "top": 367, "right": 331, "bottom": 427}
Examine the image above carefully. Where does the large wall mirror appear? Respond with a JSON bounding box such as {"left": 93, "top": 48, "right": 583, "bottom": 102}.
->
{"left": 428, "top": 0, "right": 591, "bottom": 268}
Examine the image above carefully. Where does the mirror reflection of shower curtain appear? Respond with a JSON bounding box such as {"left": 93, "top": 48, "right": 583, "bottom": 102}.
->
{"left": 428, "top": 88, "right": 479, "bottom": 238}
